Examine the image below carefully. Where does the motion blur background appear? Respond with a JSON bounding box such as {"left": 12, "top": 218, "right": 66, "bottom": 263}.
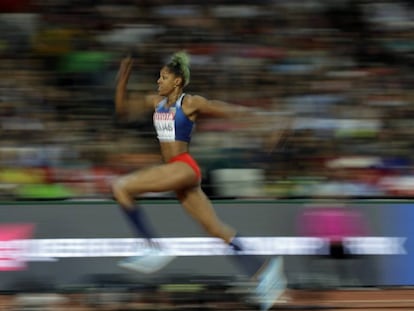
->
{"left": 1, "top": 1, "right": 414, "bottom": 309}
{"left": 1, "top": 0, "right": 414, "bottom": 200}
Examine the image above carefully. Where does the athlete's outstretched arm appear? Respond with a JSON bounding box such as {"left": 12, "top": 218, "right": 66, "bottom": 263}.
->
{"left": 187, "top": 95, "right": 257, "bottom": 119}
{"left": 188, "top": 95, "right": 294, "bottom": 152}
{"left": 115, "top": 56, "right": 157, "bottom": 122}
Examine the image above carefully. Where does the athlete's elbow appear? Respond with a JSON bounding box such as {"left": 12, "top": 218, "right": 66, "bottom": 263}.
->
{"left": 114, "top": 108, "right": 129, "bottom": 125}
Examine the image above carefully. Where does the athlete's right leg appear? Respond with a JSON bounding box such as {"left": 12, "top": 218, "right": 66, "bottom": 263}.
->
{"left": 112, "top": 162, "right": 198, "bottom": 273}
{"left": 112, "top": 162, "right": 199, "bottom": 240}
{"left": 112, "top": 162, "right": 198, "bottom": 208}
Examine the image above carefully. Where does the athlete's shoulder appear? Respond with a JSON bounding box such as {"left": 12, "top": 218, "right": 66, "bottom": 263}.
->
{"left": 183, "top": 94, "right": 208, "bottom": 108}
{"left": 147, "top": 94, "right": 165, "bottom": 109}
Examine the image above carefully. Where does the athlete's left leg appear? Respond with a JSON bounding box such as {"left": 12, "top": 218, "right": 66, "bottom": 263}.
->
{"left": 177, "top": 187, "right": 265, "bottom": 275}
{"left": 176, "top": 186, "right": 235, "bottom": 242}
{"left": 176, "top": 186, "right": 287, "bottom": 310}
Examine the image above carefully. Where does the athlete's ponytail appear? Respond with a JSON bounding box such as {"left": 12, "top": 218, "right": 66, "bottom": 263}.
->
{"left": 166, "top": 51, "right": 190, "bottom": 87}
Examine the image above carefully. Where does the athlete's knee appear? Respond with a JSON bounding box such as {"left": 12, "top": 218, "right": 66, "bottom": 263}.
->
{"left": 111, "top": 176, "right": 129, "bottom": 199}
{"left": 112, "top": 177, "right": 136, "bottom": 209}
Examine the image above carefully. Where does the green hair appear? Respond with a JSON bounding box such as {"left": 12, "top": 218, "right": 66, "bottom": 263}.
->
{"left": 166, "top": 51, "right": 191, "bottom": 87}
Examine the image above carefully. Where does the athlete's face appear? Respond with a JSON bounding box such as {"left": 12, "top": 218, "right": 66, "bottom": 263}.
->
{"left": 157, "top": 67, "right": 182, "bottom": 96}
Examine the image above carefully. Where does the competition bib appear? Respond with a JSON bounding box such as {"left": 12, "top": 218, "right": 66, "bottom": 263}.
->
{"left": 153, "top": 109, "right": 175, "bottom": 141}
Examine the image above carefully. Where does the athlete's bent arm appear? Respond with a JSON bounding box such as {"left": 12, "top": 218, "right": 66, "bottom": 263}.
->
{"left": 115, "top": 57, "right": 158, "bottom": 122}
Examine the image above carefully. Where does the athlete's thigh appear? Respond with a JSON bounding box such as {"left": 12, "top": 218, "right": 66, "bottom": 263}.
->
{"left": 176, "top": 187, "right": 220, "bottom": 225}
{"left": 120, "top": 162, "right": 198, "bottom": 194}
{"left": 176, "top": 187, "right": 235, "bottom": 242}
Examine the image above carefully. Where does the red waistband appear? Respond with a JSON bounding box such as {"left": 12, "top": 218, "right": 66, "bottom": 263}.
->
{"left": 168, "top": 153, "right": 201, "bottom": 180}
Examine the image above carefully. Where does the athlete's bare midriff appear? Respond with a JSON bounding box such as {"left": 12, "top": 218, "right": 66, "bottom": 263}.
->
{"left": 159, "top": 141, "right": 190, "bottom": 163}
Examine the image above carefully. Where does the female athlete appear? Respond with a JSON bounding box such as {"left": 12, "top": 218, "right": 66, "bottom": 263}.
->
{"left": 112, "top": 51, "right": 287, "bottom": 310}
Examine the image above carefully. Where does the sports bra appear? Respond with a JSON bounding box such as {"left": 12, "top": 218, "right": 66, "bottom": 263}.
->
{"left": 153, "top": 93, "right": 194, "bottom": 143}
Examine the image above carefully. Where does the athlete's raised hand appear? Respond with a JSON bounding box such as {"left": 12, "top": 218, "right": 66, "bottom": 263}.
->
{"left": 116, "top": 55, "right": 134, "bottom": 83}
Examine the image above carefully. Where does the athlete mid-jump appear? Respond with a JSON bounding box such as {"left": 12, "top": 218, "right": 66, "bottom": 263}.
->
{"left": 113, "top": 51, "right": 288, "bottom": 310}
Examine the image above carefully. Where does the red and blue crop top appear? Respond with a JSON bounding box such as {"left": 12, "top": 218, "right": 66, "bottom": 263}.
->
{"left": 153, "top": 93, "right": 194, "bottom": 143}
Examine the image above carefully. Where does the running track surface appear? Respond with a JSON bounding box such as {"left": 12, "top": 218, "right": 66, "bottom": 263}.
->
{"left": 2, "top": 288, "right": 414, "bottom": 310}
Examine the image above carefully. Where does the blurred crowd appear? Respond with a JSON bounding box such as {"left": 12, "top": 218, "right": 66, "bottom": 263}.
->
{"left": 1, "top": 0, "right": 414, "bottom": 199}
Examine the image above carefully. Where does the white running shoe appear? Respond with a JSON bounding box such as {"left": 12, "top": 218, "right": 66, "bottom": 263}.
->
{"left": 254, "top": 256, "right": 287, "bottom": 311}
{"left": 118, "top": 248, "right": 176, "bottom": 274}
